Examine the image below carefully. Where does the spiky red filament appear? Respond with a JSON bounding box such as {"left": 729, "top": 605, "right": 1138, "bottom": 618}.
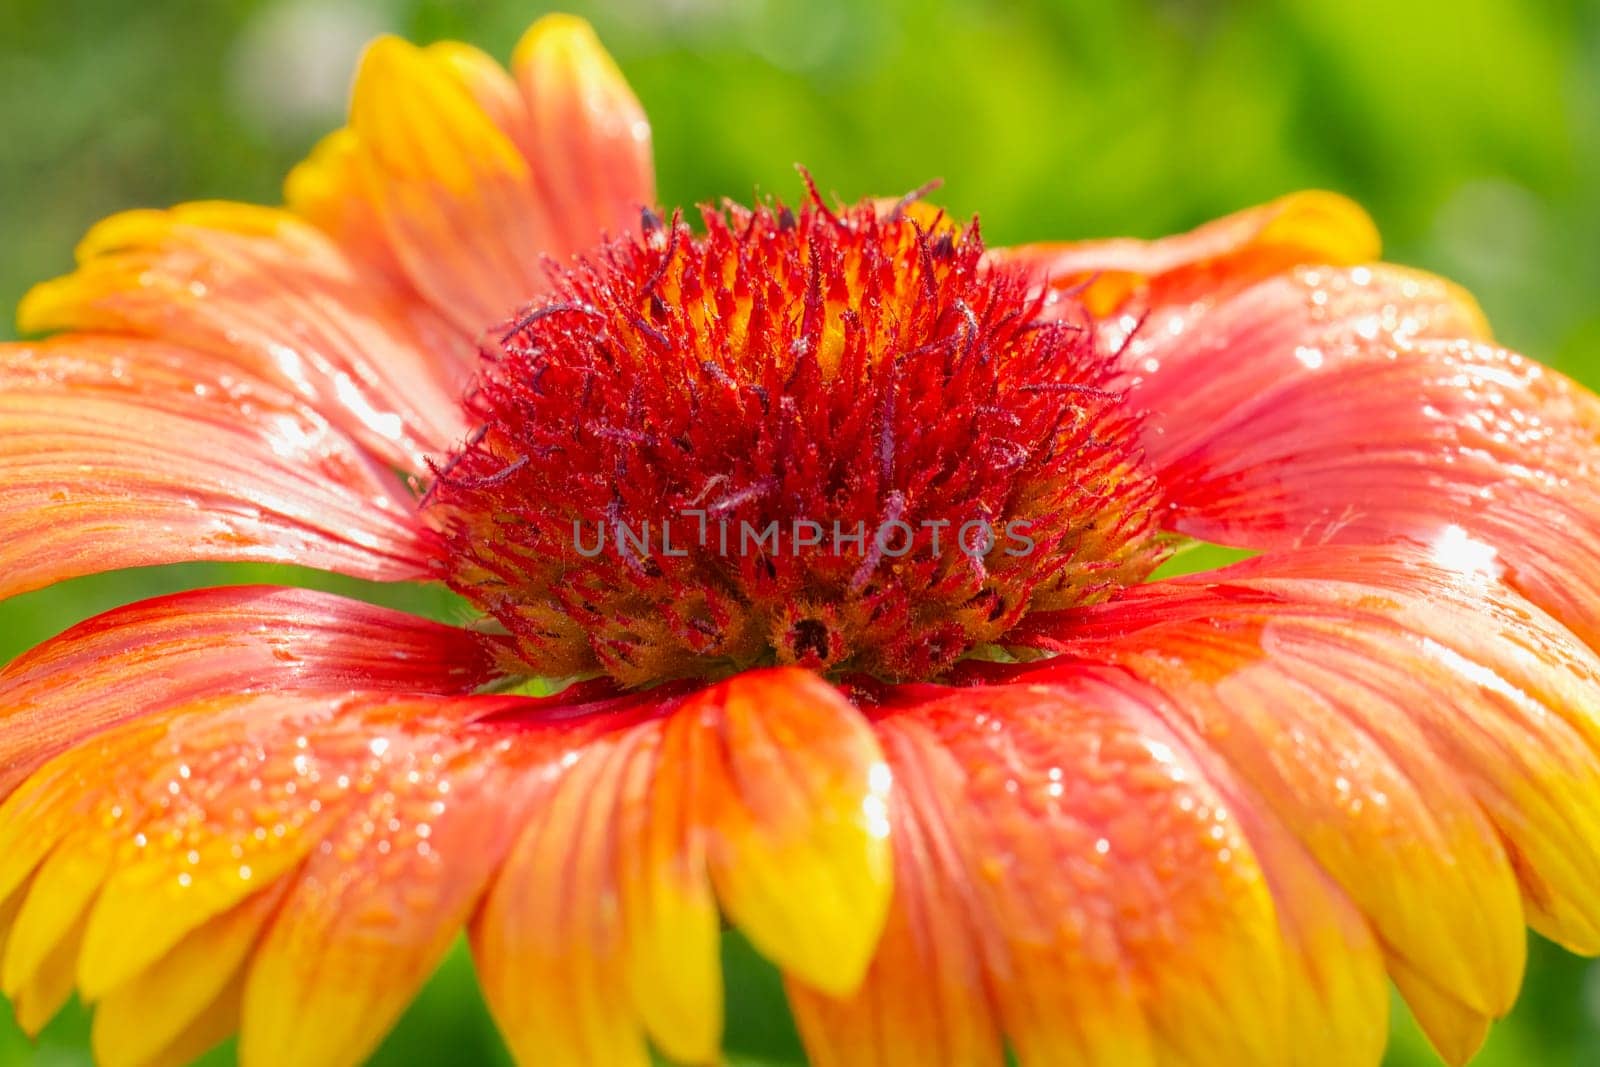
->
{"left": 422, "top": 194, "right": 1167, "bottom": 686}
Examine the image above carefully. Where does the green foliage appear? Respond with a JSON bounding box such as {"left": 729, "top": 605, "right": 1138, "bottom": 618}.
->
{"left": 2, "top": 0, "right": 1598, "bottom": 1063}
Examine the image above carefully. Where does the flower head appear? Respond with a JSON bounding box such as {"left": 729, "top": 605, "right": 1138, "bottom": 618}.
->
{"left": 427, "top": 195, "right": 1164, "bottom": 685}
{"left": 4, "top": 13, "right": 1600, "bottom": 1067}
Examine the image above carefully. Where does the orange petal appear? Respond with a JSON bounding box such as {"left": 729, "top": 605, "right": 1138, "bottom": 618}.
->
{"left": 993, "top": 190, "right": 1380, "bottom": 316}
{"left": 0, "top": 336, "right": 431, "bottom": 600}
{"left": 816, "top": 681, "right": 1303, "bottom": 1067}
{"left": 1035, "top": 598, "right": 1526, "bottom": 1020}
{"left": 290, "top": 17, "right": 653, "bottom": 338}
{"left": 1017, "top": 544, "right": 1600, "bottom": 1056}
{"left": 8, "top": 666, "right": 882, "bottom": 1063}
{"left": 1216, "top": 783, "right": 1390, "bottom": 1067}
{"left": 4, "top": 699, "right": 344, "bottom": 1006}
{"left": 789, "top": 718, "right": 1004, "bottom": 1067}
{"left": 19, "top": 206, "right": 470, "bottom": 469}
{"left": 512, "top": 15, "right": 655, "bottom": 254}
{"left": 0, "top": 585, "right": 500, "bottom": 800}
{"left": 85, "top": 694, "right": 527, "bottom": 1010}
{"left": 616, "top": 703, "right": 722, "bottom": 1064}
{"left": 0, "top": 717, "right": 166, "bottom": 913}
{"left": 0, "top": 688, "right": 535, "bottom": 1053}
{"left": 854, "top": 677, "right": 1385, "bottom": 1067}
{"left": 348, "top": 34, "right": 553, "bottom": 332}
{"left": 472, "top": 669, "right": 890, "bottom": 1065}
{"left": 229, "top": 697, "right": 536, "bottom": 1067}
{"left": 471, "top": 720, "right": 658, "bottom": 1067}
{"left": 1234, "top": 549, "right": 1600, "bottom": 955}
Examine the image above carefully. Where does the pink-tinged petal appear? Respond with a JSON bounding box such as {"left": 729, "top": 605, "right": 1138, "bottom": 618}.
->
{"left": 1121, "top": 264, "right": 1489, "bottom": 449}
{"left": 18, "top": 205, "right": 470, "bottom": 470}
{"left": 471, "top": 668, "right": 891, "bottom": 1066}
{"left": 796, "top": 680, "right": 1351, "bottom": 1067}
{"left": 991, "top": 191, "right": 1380, "bottom": 316}
{"left": 1013, "top": 545, "right": 1600, "bottom": 1060}
{"left": 1128, "top": 264, "right": 1600, "bottom": 653}
{"left": 0, "top": 584, "right": 500, "bottom": 800}
{"left": 0, "top": 336, "right": 433, "bottom": 601}
{"left": 1018, "top": 589, "right": 1526, "bottom": 1019}
{"left": 511, "top": 15, "right": 655, "bottom": 256}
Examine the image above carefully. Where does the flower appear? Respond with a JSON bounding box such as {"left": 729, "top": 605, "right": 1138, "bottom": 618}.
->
{"left": 2, "top": 11, "right": 1598, "bottom": 1067}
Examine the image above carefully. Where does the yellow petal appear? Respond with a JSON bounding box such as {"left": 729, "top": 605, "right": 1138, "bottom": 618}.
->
{"left": 91, "top": 887, "right": 281, "bottom": 1067}
{"left": 1388, "top": 953, "right": 1494, "bottom": 1067}
{"left": 701, "top": 670, "right": 893, "bottom": 997}
{"left": 1, "top": 842, "right": 106, "bottom": 999}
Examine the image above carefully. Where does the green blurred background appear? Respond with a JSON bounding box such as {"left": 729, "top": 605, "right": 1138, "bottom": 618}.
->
{"left": 2, "top": 0, "right": 1599, "bottom": 1063}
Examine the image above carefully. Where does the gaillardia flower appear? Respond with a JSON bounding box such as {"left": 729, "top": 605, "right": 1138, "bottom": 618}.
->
{"left": 4, "top": 13, "right": 1600, "bottom": 1067}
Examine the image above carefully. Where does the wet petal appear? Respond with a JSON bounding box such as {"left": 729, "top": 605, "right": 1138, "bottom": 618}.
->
{"left": 700, "top": 670, "right": 893, "bottom": 995}
{"left": 471, "top": 716, "right": 658, "bottom": 1067}
{"left": 238, "top": 698, "right": 541, "bottom": 1067}
{"left": 787, "top": 714, "right": 1005, "bottom": 1067}
{"left": 794, "top": 680, "right": 1363, "bottom": 1067}
{"left": 1014, "top": 545, "right": 1600, "bottom": 1060}
{"left": 0, "top": 336, "right": 431, "bottom": 601}
{"left": 0, "top": 690, "right": 542, "bottom": 1066}
{"left": 472, "top": 668, "right": 891, "bottom": 1065}
{"left": 18, "top": 205, "right": 470, "bottom": 469}
{"left": 1130, "top": 264, "right": 1600, "bottom": 652}
{"left": 0, "top": 584, "right": 499, "bottom": 799}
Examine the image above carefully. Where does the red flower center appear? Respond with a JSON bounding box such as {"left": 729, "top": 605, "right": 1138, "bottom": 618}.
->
{"left": 422, "top": 192, "right": 1167, "bottom": 686}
